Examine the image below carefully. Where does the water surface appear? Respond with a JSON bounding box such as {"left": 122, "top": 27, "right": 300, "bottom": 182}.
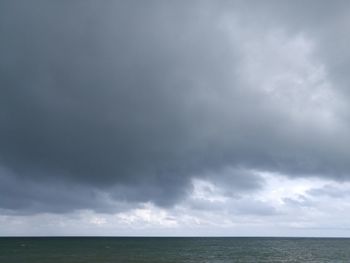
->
{"left": 1, "top": 237, "right": 350, "bottom": 262}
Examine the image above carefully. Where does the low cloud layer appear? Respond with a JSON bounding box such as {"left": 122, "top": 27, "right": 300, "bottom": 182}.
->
{"left": 1, "top": 0, "right": 350, "bottom": 219}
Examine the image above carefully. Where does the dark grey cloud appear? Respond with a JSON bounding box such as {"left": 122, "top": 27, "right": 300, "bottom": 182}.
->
{"left": 0, "top": 166, "right": 135, "bottom": 214}
{"left": 1, "top": 1, "right": 350, "bottom": 213}
{"left": 307, "top": 184, "right": 350, "bottom": 199}
{"left": 227, "top": 0, "right": 350, "bottom": 97}
{"left": 196, "top": 168, "right": 265, "bottom": 197}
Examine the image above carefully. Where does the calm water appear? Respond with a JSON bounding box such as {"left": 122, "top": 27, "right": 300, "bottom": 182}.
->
{"left": 1, "top": 237, "right": 350, "bottom": 262}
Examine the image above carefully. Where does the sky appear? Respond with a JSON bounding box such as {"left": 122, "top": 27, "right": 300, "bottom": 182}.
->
{"left": 1, "top": 0, "right": 350, "bottom": 237}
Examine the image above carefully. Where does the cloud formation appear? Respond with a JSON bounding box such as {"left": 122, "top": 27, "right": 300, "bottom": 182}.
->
{"left": 1, "top": 1, "right": 350, "bottom": 215}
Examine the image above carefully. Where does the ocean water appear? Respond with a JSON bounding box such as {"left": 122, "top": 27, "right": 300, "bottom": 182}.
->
{"left": 1, "top": 237, "right": 350, "bottom": 263}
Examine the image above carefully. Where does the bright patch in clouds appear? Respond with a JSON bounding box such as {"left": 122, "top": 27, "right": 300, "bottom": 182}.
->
{"left": 2, "top": 172, "right": 350, "bottom": 236}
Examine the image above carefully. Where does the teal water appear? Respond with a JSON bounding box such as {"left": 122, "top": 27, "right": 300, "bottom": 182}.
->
{"left": 1, "top": 237, "right": 350, "bottom": 262}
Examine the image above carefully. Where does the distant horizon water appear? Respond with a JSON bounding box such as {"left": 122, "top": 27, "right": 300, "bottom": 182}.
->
{"left": 2, "top": 236, "right": 350, "bottom": 262}
{"left": 2, "top": 235, "right": 350, "bottom": 238}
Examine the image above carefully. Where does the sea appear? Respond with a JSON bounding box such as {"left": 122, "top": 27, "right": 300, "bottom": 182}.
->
{"left": 1, "top": 237, "right": 350, "bottom": 262}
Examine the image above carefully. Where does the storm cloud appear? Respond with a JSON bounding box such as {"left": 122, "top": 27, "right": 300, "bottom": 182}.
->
{"left": 1, "top": 0, "right": 350, "bottom": 214}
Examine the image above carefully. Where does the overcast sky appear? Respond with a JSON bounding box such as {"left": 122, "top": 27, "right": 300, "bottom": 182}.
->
{"left": 1, "top": 0, "right": 350, "bottom": 237}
